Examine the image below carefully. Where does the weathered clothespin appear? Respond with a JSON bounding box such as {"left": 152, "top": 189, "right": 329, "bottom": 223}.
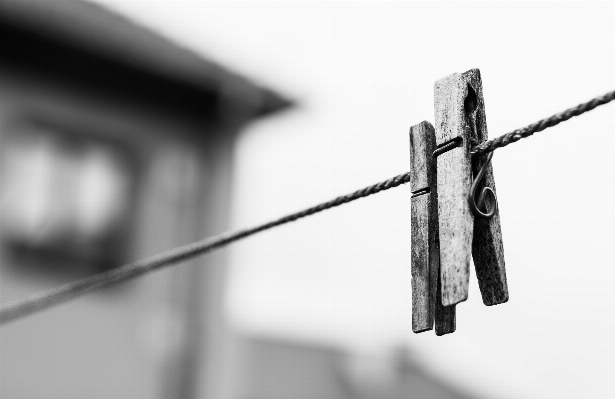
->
{"left": 433, "top": 69, "right": 509, "bottom": 307}
{"left": 410, "top": 121, "right": 455, "bottom": 335}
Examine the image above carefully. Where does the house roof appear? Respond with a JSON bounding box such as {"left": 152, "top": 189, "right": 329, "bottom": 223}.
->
{"left": 0, "top": 0, "right": 291, "bottom": 119}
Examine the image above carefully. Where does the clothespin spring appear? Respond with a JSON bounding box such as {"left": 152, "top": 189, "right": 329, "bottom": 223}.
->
{"left": 469, "top": 151, "right": 497, "bottom": 219}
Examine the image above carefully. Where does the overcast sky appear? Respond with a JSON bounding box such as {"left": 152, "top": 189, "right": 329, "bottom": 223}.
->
{"left": 94, "top": 2, "right": 615, "bottom": 398}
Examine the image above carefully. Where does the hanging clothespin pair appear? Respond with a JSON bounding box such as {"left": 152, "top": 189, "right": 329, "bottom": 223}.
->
{"left": 410, "top": 69, "right": 508, "bottom": 336}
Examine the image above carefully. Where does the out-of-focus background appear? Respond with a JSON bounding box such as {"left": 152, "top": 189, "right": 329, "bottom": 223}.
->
{"left": 1, "top": 1, "right": 614, "bottom": 398}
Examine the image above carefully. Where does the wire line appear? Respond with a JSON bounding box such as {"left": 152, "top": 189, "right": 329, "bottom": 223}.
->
{"left": 1, "top": 88, "right": 613, "bottom": 325}
{"left": 0, "top": 172, "right": 411, "bottom": 325}
{"left": 472, "top": 89, "right": 615, "bottom": 156}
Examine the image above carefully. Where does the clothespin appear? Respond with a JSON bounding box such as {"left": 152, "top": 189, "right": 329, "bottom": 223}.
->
{"left": 409, "top": 121, "right": 455, "bottom": 335}
{"left": 433, "top": 68, "right": 509, "bottom": 307}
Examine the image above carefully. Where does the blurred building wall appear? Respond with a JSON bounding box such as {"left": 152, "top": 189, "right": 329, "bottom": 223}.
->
{"left": 230, "top": 335, "right": 478, "bottom": 399}
{"left": 0, "top": 1, "right": 288, "bottom": 398}
{"left": 0, "top": 69, "right": 217, "bottom": 398}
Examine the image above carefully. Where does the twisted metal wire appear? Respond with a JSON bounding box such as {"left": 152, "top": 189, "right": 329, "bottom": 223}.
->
{"left": 0, "top": 172, "right": 411, "bottom": 325}
{"left": 471, "top": 90, "right": 615, "bottom": 156}
{"left": 2, "top": 89, "right": 614, "bottom": 325}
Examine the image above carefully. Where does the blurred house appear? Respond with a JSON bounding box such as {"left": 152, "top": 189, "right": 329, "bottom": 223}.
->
{"left": 0, "top": 0, "right": 289, "bottom": 398}
{"left": 1, "top": 1, "right": 481, "bottom": 399}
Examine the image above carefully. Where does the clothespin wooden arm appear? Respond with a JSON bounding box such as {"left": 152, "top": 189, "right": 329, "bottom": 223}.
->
{"left": 433, "top": 69, "right": 508, "bottom": 307}
{"left": 409, "top": 121, "right": 455, "bottom": 335}
{"left": 465, "top": 72, "right": 508, "bottom": 306}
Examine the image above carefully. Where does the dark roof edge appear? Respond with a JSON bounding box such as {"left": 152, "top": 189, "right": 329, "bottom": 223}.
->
{"left": 0, "top": 0, "right": 293, "bottom": 118}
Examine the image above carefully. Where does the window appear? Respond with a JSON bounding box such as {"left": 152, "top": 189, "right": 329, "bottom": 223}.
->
{"left": 1, "top": 123, "right": 136, "bottom": 269}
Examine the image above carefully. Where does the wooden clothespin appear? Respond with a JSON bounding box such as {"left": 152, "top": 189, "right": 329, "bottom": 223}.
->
{"left": 433, "top": 68, "right": 509, "bottom": 308}
{"left": 410, "top": 121, "right": 455, "bottom": 335}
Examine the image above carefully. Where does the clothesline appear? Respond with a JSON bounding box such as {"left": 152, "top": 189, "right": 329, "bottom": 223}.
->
{"left": 1, "top": 89, "right": 613, "bottom": 325}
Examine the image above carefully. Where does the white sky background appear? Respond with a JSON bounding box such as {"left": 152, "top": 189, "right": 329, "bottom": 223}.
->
{"left": 95, "top": 2, "right": 615, "bottom": 398}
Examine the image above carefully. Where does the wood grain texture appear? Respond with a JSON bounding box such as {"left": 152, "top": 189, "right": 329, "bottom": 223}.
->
{"left": 410, "top": 121, "right": 456, "bottom": 334}
{"left": 463, "top": 69, "right": 509, "bottom": 306}
{"left": 435, "top": 247, "right": 456, "bottom": 336}
{"left": 409, "top": 121, "right": 435, "bottom": 193}
{"left": 434, "top": 69, "right": 509, "bottom": 307}
{"left": 410, "top": 121, "right": 438, "bottom": 332}
{"left": 410, "top": 193, "right": 434, "bottom": 333}
{"left": 434, "top": 73, "right": 474, "bottom": 306}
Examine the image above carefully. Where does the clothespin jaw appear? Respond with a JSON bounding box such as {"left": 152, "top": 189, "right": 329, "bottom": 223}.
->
{"left": 434, "top": 69, "right": 509, "bottom": 307}
{"left": 410, "top": 121, "right": 455, "bottom": 335}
